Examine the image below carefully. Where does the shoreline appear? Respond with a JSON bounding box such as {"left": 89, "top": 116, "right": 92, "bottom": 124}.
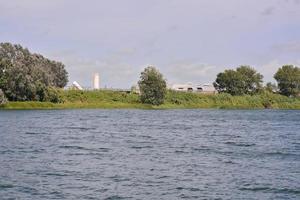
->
{"left": 1, "top": 102, "right": 300, "bottom": 110}
{"left": 1, "top": 90, "right": 300, "bottom": 110}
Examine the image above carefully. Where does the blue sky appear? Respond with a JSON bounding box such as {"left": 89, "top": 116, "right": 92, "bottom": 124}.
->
{"left": 1, "top": 0, "right": 300, "bottom": 88}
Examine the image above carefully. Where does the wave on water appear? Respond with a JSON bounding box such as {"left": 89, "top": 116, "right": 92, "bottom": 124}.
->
{"left": 104, "top": 195, "right": 128, "bottom": 200}
{"left": 239, "top": 186, "right": 300, "bottom": 195}
{"left": 224, "top": 141, "right": 256, "bottom": 147}
{"left": 25, "top": 131, "right": 47, "bottom": 135}
{"left": 59, "top": 145, "right": 111, "bottom": 153}
{"left": 0, "top": 183, "right": 14, "bottom": 189}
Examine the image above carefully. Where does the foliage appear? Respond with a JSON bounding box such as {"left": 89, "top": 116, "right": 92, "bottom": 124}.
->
{"left": 264, "top": 82, "right": 278, "bottom": 93}
{"left": 0, "top": 89, "right": 7, "bottom": 105}
{"left": 42, "top": 87, "right": 64, "bottom": 103}
{"left": 214, "top": 66, "right": 263, "bottom": 95}
{"left": 0, "top": 42, "right": 68, "bottom": 101}
{"left": 138, "top": 66, "right": 167, "bottom": 105}
{"left": 274, "top": 65, "right": 300, "bottom": 97}
{"left": 1, "top": 90, "right": 300, "bottom": 109}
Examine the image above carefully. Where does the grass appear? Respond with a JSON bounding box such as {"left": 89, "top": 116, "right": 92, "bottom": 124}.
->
{"left": 1, "top": 89, "right": 300, "bottom": 110}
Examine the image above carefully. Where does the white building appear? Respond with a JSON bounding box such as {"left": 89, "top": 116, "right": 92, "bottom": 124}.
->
{"left": 195, "top": 84, "right": 217, "bottom": 94}
{"left": 72, "top": 81, "right": 83, "bottom": 90}
{"left": 93, "top": 73, "right": 100, "bottom": 89}
{"left": 170, "top": 83, "right": 217, "bottom": 94}
{"left": 171, "top": 82, "right": 194, "bottom": 92}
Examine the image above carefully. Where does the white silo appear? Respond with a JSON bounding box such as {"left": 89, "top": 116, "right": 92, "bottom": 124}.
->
{"left": 93, "top": 73, "right": 100, "bottom": 89}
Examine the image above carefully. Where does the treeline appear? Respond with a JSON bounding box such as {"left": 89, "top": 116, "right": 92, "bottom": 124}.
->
{"left": 137, "top": 65, "right": 300, "bottom": 106}
{"left": 0, "top": 42, "right": 68, "bottom": 103}
{"left": 214, "top": 65, "right": 300, "bottom": 97}
{"left": 0, "top": 42, "right": 299, "bottom": 107}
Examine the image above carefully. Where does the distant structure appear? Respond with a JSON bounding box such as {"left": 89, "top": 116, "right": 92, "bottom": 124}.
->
{"left": 171, "top": 82, "right": 194, "bottom": 92}
{"left": 72, "top": 81, "right": 83, "bottom": 90}
{"left": 131, "top": 84, "right": 140, "bottom": 94}
{"left": 93, "top": 73, "right": 100, "bottom": 90}
{"left": 170, "top": 83, "right": 217, "bottom": 94}
{"left": 195, "top": 84, "right": 217, "bottom": 94}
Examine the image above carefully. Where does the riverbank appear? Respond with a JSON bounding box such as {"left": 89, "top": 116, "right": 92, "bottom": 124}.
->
{"left": 1, "top": 90, "right": 300, "bottom": 110}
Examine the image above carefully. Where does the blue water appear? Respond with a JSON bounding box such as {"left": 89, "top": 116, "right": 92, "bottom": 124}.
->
{"left": 0, "top": 109, "right": 299, "bottom": 199}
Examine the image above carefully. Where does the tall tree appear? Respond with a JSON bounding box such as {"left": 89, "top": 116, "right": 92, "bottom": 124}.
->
{"left": 214, "top": 66, "right": 263, "bottom": 95}
{"left": 138, "top": 66, "right": 167, "bottom": 105}
{"left": 0, "top": 89, "right": 7, "bottom": 105}
{"left": 274, "top": 65, "right": 300, "bottom": 97}
{"left": 0, "top": 42, "right": 68, "bottom": 101}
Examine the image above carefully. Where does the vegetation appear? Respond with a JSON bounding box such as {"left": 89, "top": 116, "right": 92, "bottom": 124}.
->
{"left": 265, "top": 82, "right": 278, "bottom": 93}
{"left": 214, "top": 66, "right": 263, "bottom": 95}
{"left": 1, "top": 89, "right": 300, "bottom": 110}
{"left": 0, "top": 89, "right": 7, "bottom": 105}
{"left": 0, "top": 43, "right": 68, "bottom": 102}
{"left": 274, "top": 65, "right": 300, "bottom": 97}
{"left": 0, "top": 42, "right": 299, "bottom": 110}
{"left": 138, "top": 66, "right": 167, "bottom": 105}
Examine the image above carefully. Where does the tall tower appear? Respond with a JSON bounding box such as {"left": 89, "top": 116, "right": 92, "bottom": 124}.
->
{"left": 93, "top": 73, "right": 100, "bottom": 90}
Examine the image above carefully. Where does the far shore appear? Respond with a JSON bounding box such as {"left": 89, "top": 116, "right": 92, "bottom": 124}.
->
{"left": 1, "top": 101, "right": 300, "bottom": 110}
{"left": 1, "top": 90, "right": 300, "bottom": 110}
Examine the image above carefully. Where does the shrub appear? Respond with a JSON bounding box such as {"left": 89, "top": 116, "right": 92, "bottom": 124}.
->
{"left": 43, "top": 87, "right": 64, "bottom": 103}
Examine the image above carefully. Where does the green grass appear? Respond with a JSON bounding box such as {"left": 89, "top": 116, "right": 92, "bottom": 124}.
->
{"left": 1, "top": 89, "right": 300, "bottom": 110}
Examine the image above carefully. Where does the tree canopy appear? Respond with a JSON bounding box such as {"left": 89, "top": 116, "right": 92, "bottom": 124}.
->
{"left": 274, "top": 65, "right": 300, "bottom": 97}
{"left": 214, "top": 66, "right": 263, "bottom": 95}
{"left": 0, "top": 43, "right": 68, "bottom": 101}
{"left": 138, "top": 66, "right": 167, "bottom": 105}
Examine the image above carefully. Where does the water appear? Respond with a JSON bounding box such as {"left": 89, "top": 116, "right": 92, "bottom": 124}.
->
{"left": 0, "top": 109, "right": 299, "bottom": 200}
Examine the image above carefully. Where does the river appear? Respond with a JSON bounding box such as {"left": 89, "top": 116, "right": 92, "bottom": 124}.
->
{"left": 0, "top": 109, "right": 299, "bottom": 199}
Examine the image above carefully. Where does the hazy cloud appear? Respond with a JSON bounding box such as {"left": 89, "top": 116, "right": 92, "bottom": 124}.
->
{"left": 261, "top": 7, "right": 275, "bottom": 16}
{"left": 163, "top": 61, "right": 218, "bottom": 84}
{"left": 1, "top": 0, "right": 299, "bottom": 87}
{"left": 272, "top": 41, "right": 300, "bottom": 53}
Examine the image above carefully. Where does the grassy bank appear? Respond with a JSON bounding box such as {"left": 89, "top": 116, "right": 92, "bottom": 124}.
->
{"left": 1, "top": 90, "right": 300, "bottom": 110}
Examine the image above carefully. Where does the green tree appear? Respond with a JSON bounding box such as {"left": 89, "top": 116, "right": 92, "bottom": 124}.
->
{"left": 0, "top": 89, "right": 7, "bottom": 105}
{"left": 138, "top": 66, "right": 167, "bottom": 105}
{"left": 214, "top": 66, "right": 263, "bottom": 95}
{"left": 0, "top": 42, "right": 68, "bottom": 101}
{"left": 274, "top": 65, "right": 300, "bottom": 97}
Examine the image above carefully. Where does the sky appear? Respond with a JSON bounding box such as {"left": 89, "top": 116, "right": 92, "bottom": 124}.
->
{"left": 0, "top": 0, "right": 300, "bottom": 88}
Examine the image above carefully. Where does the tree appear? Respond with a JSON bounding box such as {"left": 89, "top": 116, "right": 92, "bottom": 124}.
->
{"left": 0, "top": 42, "right": 68, "bottom": 101}
{"left": 265, "top": 82, "right": 278, "bottom": 93}
{"left": 0, "top": 89, "right": 7, "bottom": 105}
{"left": 214, "top": 66, "right": 263, "bottom": 95}
{"left": 138, "top": 66, "right": 167, "bottom": 105}
{"left": 274, "top": 65, "right": 300, "bottom": 97}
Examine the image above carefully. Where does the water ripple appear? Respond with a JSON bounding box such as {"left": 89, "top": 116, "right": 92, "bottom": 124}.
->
{"left": 0, "top": 109, "right": 299, "bottom": 200}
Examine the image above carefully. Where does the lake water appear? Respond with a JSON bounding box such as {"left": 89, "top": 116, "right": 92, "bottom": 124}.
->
{"left": 0, "top": 109, "right": 299, "bottom": 199}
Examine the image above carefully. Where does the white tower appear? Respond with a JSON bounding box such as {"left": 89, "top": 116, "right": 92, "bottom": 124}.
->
{"left": 93, "top": 73, "right": 100, "bottom": 89}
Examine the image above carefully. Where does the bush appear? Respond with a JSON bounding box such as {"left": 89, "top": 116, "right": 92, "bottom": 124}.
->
{"left": 43, "top": 87, "right": 64, "bottom": 103}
